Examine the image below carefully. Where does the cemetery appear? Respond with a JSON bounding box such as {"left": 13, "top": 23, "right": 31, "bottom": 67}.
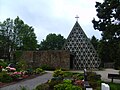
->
{"left": 0, "top": 63, "right": 120, "bottom": 90}
{"left": 0, "top": 20, "right": 120, "bottom": 90}
{"left": 0, "top": 0, "right": 120, "bottom": 90}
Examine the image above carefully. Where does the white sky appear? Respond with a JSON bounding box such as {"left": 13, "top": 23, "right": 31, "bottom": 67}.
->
{"left": 0, "top": 0, "right": 103, "bottom": 43}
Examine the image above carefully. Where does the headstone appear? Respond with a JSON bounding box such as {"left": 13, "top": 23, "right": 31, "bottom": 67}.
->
{"left": 101, "top": 83, "right": 110, "bottom": 90}
{"left": 86, "top": 88, "right": 93, "bottom": 90}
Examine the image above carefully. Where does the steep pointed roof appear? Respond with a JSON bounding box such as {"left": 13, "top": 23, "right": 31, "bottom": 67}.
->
{"left": 63, "top": 21, "right": 100, "bottom": 69}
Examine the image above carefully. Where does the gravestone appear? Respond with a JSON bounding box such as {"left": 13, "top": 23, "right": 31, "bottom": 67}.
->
{"left": 101, "top": 83, "right": 110, "bottom": 90}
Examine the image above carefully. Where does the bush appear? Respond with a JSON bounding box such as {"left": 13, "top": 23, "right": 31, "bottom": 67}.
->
{"left": 53, "top": 69, "right": 64, "bottom": 77}
{"left": 72, "top": 73, "right": 83, "bottom": 81}
{"left": 73, "top": 73, "right": 84, "bottom": 80}
{"left": 0, "top": 59, "right": 8, "bottom": 68}
{"left": 0, "top": 72, "right": 13, "bottom": 83}
{"left": 10, "top": 72, "right": 22, "bottom": 81}
{"left": 89, "top": 81, "right": 100, "bottom": 89}
{"left": 63, "top": 72, "right": 73, "bottom": 78}
{"left": 16, "top": 60, "right": 27, "bottom": 71}
{"left": 63, "top": 79, "right": 72, "bottom": 84}
{"left": 35, "top": 83, "right": 49, "bottom": 90}
{"left": 26, "top": 68, "right": 34, "bottom": 75}
{"left": 79, "top": 76, "right": 84, "bottom": 80}
{"left": 35, "top": 68, "right": 43, "bottom": 74}
{"left": 85, "top": 71, "right": 101, "bottom": 89}
{"left": 87, "top": 72, "right": 101, "bottom": 81}
{"left": 11, "top": 73, "right": 21, "bottom": 81}
{"left": 48, "top": 79, "right": 63, "bottom": 89}
{"left": 54, "top": 79, "right": 82, "bottom": 90}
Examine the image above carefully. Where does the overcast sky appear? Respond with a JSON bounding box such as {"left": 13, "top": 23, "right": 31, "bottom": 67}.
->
{"left": 0, "top": 0, "right": 103, "bottom": 43}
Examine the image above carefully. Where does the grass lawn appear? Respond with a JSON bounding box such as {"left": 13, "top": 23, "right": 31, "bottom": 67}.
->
{"left": 109, "top": 82, "right": 120, "bottom": 90}
{"left": 97, "top": 81, "right": 120, "bottom": 90}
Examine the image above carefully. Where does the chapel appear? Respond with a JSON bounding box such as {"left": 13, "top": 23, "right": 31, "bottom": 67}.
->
{"left": 63, "top": 18, "right": 101, "bottom": 69}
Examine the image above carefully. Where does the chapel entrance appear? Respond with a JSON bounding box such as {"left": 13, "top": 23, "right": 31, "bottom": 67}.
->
{"left": 70, "top": 54, "right": 74, "bottom": 69}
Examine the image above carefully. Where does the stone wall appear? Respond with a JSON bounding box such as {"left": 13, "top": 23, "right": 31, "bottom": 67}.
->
{"left": 20, "top": 50, "right": 70, "bottom": 69}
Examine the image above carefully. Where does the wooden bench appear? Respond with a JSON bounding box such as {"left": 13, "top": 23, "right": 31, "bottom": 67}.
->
{"left": 108, "top": 74, "right": 120, "bottom": 82}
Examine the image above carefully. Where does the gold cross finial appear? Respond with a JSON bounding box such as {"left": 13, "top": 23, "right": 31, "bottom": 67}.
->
{"left": 75, "top": 15, "right": 79, "bottom": 22}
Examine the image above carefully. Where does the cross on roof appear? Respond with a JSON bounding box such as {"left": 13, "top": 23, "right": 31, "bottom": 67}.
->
{"left": 75, "top": 15, "right": 79, "bottom": 22}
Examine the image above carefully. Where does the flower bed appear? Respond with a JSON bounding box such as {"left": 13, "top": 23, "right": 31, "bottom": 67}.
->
{"left": 0, "top": 66, "right": 45, "bottom": 88}
{"left": 34, "top": 69, "right": 103, "bottom": 90}
{"left": 34, "top": 69, "right": 85, "bottom": 90}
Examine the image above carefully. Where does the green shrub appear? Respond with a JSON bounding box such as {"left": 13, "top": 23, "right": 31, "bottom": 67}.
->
{"left": 63, "top": 72, "right": 73, "bottom": 78}
{"left": 87, "top": 72, "right": 101, "bottom": 81}
{"left": 65, "top": 85, "right": 82, "bottom": 90}
{"left": 89, "top": 81, "right": 100, "bottom": 89}
{"left": 11, "top": 74, "right": 21, "bottom": 81}
{"left": 35, "top": 83, "right": 49, "bottom": 90}
{"left": 53, "top": 69, "right": 64, "bottom": 77}
{"left": 54, "top": 79, "right": 82, "bottom": 90}
{"left": 0, "top": 59, "right": 8, "bottom": 68}
{"left": 35, "top": 68, "right": 43, "bottom": 74}
{"left": 26, "top": 68, "right": 34, "bottom": 75}
{"left": 72, "top": 73, "right": 83, "bottom": 80}
{"left": 63, "top": 79, "right": 72, "bottom": 84}
{"left": 0, "top": 72, "right": 13, "bottom": 83}
{"left": 48, "top": 79, "right": 63, "bottom": 89}
{"left": 16, "top": 60, "right": 27, "bottom": 71}
{"left": 79, "top": 76, "right": 84, "bottom": 80}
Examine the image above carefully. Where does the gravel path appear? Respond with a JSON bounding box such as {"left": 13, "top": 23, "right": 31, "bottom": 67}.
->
{"left": 0, "top": 73, "right": 53, "bottom": 90}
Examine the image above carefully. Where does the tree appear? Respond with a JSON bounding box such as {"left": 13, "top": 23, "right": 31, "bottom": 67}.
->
{"left": 0, "top": 17, "right": 38, "bottom": 61}
{"left": 39, "top": 33, "right": 66, "bottom": 50}
{"left": 92, "top": 0, "right": 120, "bottom": 68}
{"left": 90, "top": 36, "right": 99, "bottom": 51}
{"left": 14, "top": 17, "right": 37, "bottom": 50}
{"left": 0, "top": 18, "right": 14, "bottom": 60}
{"left": 92, "top": 0, "right": 120, "bottom": 40}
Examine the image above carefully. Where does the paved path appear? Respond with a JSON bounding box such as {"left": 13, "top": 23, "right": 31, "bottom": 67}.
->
{"left": 95, "top": 69, "right": 120, "bottom": 83}
{"left": 0, "top": 72, "right": 53, "bottom": 90}
{"left": 70, "top": 69, "right": 120, "bottom": 83}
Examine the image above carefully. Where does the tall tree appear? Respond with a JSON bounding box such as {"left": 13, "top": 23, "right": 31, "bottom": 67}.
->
{"left": 39, "top": 33, "right": 66, "bottom": 50}
{"left": 14, "top": 17, "right": 37, "bottom": 50}
{"left": 90, "top": 35, "right": 99, "bottom": 51}
{"left": 92, "top": 0, "right": 120, "bottom": 68}
{"left": 0, "top": 18, "right": 14, "bottom": 60}
{"left": 0, "top": 17, "right": 38, "bottom": 61}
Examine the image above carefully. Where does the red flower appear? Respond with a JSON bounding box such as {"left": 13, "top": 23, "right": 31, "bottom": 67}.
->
{"left": 0, "top": 66, "right": 2, "bottom": 69}
{"left": 13, "top": 72, "right": 22, "bottom": 75}
{"left": 74, "top": 80, "right": 84, "bottom": 87}
{"left": 22, "top": 75, "right": 28, "bottom": 79}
